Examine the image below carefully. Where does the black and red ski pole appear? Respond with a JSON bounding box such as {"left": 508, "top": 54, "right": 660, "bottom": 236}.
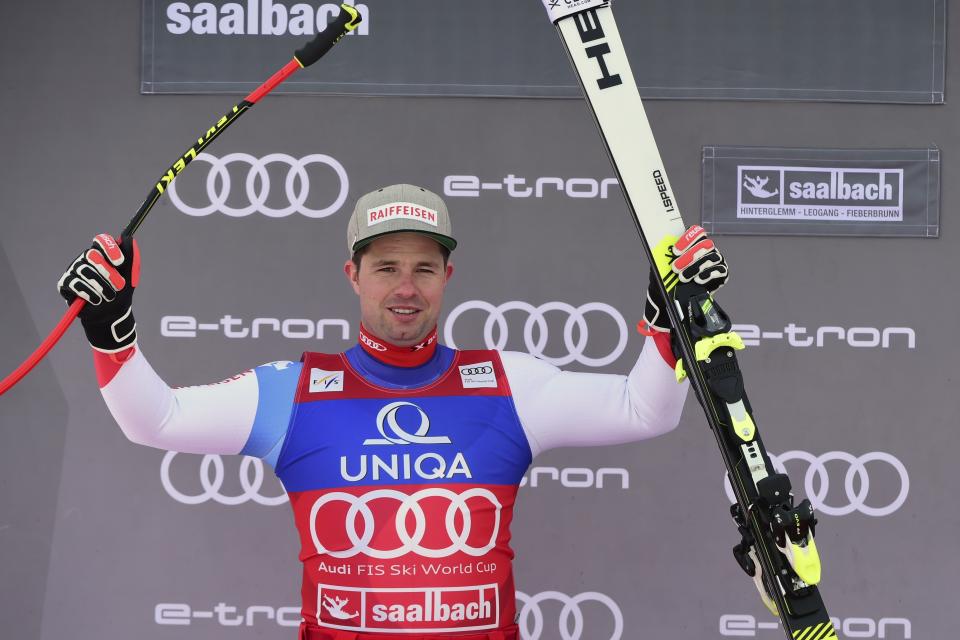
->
{"left": 0, "top": 3, "right": 362, "bottom": 397}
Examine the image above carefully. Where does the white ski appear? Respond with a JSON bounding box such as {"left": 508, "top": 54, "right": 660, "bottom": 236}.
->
{"left": 541, "top": 3, "right": 838, "bottom": 639}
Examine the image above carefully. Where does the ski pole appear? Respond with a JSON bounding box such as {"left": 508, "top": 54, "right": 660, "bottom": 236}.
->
{"left": 0, "top": 3, "right": 362, "bottom": 397}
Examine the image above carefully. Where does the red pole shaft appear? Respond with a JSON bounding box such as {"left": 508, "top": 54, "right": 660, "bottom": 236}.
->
{"left": 0, "top": 299, "right": 84, "bottom": 395}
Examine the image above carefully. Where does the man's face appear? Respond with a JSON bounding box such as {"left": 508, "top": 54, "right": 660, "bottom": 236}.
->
{"left": 344, "top": 232, "right": 454, "bottom": 347}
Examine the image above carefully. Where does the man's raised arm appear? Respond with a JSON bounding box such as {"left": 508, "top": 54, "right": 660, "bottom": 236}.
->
{"left": 58, "top": 234, "right": 297, "bottom": 458}
{"left": 504, "top": 225, "right": 729, "bottom": 457}
{"left": 502, "top": 335, "right": 688, "bottom": 457}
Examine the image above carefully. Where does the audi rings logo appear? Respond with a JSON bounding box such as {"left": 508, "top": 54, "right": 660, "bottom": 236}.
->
{"left": 460, "top": 366, "right": 493, "bottom": 376}
{"left": 515, "top": 591, "right": 623, "bottom": 640}
{"left": 444, "top": 301, "right": 628, "bottom": 367}
{"left": 309, "top": 488, "right": 502, "bottom": 559}
{"left": 724, "top": 451, "right": 909, "bottom": 517}
{"left": 160, "top": 452, "right": 288, "bottom": 506}
{"left": 167, "top": 152, "right": 349, "bottom": 218}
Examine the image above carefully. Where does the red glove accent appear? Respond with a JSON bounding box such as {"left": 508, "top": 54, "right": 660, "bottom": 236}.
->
{"left": 672, "top": 238, "right": 716, "bottom": 272}
{"left": 673, "top": 224, "right": 706, "bottom": 253}
{"left": 94, "top": 233, "right": 124, "bottom": 265}
{"left": 85, "top": 249, "right": 126, "bottom": 291}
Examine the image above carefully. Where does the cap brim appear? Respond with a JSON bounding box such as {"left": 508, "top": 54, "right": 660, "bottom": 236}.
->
{"left": 352, "top": 230, "right": 457, "bottom": 253}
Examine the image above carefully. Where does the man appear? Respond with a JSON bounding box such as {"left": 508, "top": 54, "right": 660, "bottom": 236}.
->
{"left": 58, "top": 183, "right": 728, "bottom": 639}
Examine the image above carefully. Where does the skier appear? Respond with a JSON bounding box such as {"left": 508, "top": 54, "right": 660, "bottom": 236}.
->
{"left": 58, "top": 183, "right": 728, "bottom": 639}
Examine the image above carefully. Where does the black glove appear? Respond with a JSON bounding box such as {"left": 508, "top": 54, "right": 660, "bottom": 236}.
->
{"left": 642, "top": 225, "right": 728, "bottom": 334}
{"left": 58, "top": 234, "right": 140, "bottom": 353}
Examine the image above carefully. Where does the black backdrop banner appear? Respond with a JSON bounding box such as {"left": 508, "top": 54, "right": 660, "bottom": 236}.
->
{"left": 142, "top": 0, "right": 946, "bottom": 102}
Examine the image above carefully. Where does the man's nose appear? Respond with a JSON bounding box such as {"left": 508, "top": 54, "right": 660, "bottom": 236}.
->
{"left": 392, "top": 274, "right": 418, "bottom": 297}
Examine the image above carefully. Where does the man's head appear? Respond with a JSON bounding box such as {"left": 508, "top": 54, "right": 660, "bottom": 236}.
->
{"left": 346, "top": 184, "right": 456, "bottom": 256}
{"left": 344, "top": 185, "right": 456, "bottom": 347}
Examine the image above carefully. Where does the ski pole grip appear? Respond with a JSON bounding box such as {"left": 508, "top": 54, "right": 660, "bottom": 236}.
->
{"left": 294, "top": 4, "right": 362, "bottom": 68}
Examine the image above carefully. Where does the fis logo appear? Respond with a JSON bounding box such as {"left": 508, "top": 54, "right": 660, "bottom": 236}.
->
{"left": 309, "top": 369, "right": 343, "bottom": 393}
{"left": 737, "top": 165, "right": 904, "bottom": 222}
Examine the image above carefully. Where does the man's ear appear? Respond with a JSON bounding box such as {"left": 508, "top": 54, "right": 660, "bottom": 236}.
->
{"left": 343, "top": 259, "right": 361, "bottom": 295}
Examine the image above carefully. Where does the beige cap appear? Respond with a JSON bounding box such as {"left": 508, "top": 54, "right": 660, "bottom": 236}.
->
{"left": 346, "top": 184, "right": 457, "bottom": 254}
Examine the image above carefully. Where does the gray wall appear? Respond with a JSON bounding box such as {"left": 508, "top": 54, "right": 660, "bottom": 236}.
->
{"left": 0, "top": 1, "right": 952, "bottom": 639}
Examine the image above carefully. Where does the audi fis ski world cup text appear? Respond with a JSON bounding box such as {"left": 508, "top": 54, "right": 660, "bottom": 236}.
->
{"left": 156, "top": 591, "right": 623, "bottom": 639}
{"left": 168, "top": 153, "right": 349, "bottom": 218}
{"left": 316, "top": 558, "right": 498, "bottom": 579}
{"left": 166, "top": 1, "right": 370, "bottom": 36}
{"left": 738, "top": 165, "right": 904, "bottom": 222}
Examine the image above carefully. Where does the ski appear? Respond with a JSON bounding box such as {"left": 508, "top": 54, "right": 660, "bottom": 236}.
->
{"left": 540, "top": 2, "right": 839, "bottom": 638}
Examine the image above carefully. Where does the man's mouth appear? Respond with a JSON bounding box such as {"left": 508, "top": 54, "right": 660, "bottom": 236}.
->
{"left": 388, "top": 307, "right": 420, "bottom": 317}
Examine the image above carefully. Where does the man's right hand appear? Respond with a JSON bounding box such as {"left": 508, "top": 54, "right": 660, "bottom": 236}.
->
{"left": 58, "top": 234, "right": 140, "bottom": 353}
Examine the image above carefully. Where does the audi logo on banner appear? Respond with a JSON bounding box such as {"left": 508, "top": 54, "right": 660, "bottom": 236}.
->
{"left": 443, "top": 300, "right": 628, "bottom": 367}
{"left": 515, "top": 590, "right": 623, "bottom": 640}
{"left": 160, "top": 452, "right": 288, "bottom": 505}
{"left": 309, "top": 488, "right": 502, "bottom": 559}
{"left": 723, "top": 450, "right": 909, "bottom": 517}
{"left": 167, "top": 152, "right": 349, "bottom": 218}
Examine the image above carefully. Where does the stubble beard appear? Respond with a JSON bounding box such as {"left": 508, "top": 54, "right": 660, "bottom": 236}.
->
{"left": 367, "top": 307, "right": 436, "bottom": 347}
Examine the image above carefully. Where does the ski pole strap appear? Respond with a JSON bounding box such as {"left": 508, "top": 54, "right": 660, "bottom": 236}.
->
{"left": 295, "top": 4, "right": 362, "bottom": 67}
{"left": 540, "top": 0, "right": 609, "bottom": 23}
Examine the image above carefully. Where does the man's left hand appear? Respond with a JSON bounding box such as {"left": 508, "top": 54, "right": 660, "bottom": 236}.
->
{"left": 641, "top": 225, "right": 729, "bottom": 334}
